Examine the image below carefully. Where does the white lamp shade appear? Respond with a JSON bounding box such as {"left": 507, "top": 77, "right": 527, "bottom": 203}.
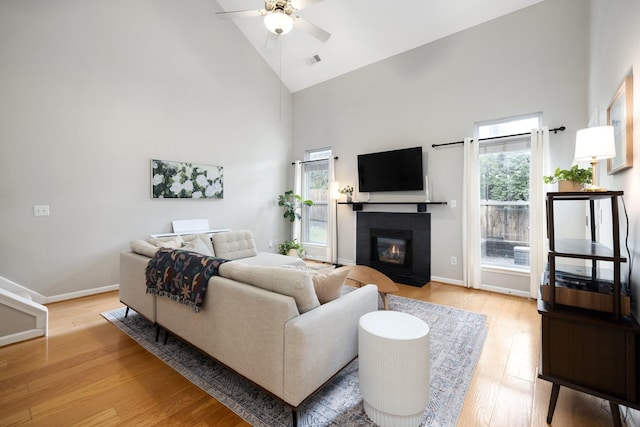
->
{"left": 574, "top": 126, "right": 616, "bottom": 161}
{"left": 330, "top": 181, "right": 340, "bottom": 200}
{"left": 264, "top": 10, "right": 294, "bottom": 35}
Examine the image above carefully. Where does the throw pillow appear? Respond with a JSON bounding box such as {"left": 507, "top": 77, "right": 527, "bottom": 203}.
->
{"left": 218, "top": 262, "right": 320, "bottom": 313}
{"left": 182, "top": 233, "right": 216, "bottom": 256}
{"left": 130, "top": 240, "right": 159, "bottom": 257}
{"left": 310, "top": 268, "right": 349, "bottom": 304}
{"left": 148, "top": 235, "right": 184, "bottom": 249}
{"left": 182, "top": 236, "right": 214, "bottom": 257}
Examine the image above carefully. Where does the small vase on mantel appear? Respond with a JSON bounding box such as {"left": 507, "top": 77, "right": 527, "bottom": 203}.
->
{"left": 346, "top": 194, "right": 353, "bottom": 203}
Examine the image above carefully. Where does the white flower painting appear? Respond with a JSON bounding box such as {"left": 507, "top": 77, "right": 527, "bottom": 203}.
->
{"left": 151, "top": 159, "right": 224, "bottom": 199}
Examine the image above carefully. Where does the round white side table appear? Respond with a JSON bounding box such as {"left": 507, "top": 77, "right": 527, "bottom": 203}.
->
{"left": 358, "top": 311, "right": 430, "bottom": 427}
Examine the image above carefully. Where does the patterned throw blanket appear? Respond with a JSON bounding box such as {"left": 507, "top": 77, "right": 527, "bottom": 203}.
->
{"left": 145, "top": 248, "right": 228, "bottom": 312}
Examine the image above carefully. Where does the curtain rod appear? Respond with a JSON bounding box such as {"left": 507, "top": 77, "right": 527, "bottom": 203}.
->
{"left": 431, "top": 126, "right": 566, "bottom": 148}
{"left": 291, "top": 156, "right": 339, "bottom": 165}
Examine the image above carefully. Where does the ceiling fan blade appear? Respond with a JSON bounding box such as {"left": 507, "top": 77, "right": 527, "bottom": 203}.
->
{"left": 294, "top": 16, "right": 330, "bottom": 42}
{"left": 265, "top": 31, "right": 279, "bottom": 49}
{"left": 290, "top": 0, "right": 323, "bottom": 11}
{"left": 215, "top": 9, "right": 266, "bottom": 19}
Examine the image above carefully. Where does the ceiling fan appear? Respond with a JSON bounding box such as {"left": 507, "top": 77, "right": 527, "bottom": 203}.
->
{"left": 216, "top": 0, "right": 331, "bottom": 43}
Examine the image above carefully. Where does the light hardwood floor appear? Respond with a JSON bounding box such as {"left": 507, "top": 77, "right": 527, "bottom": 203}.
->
{"left": 0, "top": 283, "right": 625, "bottom": 426}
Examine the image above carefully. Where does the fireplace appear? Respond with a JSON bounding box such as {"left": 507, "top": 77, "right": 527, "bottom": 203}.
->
{"left": 356, "top": 212, "right": 430, "bottom": 287}
{"left": 371, "top": 229, "right": 411, "bottom": 267}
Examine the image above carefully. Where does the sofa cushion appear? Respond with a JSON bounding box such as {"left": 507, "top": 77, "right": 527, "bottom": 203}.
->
{"left": 310, "top": 268, "right": 349, "bottom": 304}
{"left": 130, "top": 239, "right": 159, "bottom": 257}
{"left": 148, "top": 235, "right": 184, "bottom": 249}
{"left": 212, "top": 230, "right": 258, "bottom": 260}
{"left": 219, "top": 262, "right": 320, "bottom": 313}
{"left": 232, "top": 252, "right": 306, "bottom": 268}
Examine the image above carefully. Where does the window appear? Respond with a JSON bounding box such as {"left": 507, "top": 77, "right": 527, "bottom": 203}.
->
{"left": 476, "top": 114, "right": 540, "bottom": 270}
{"left": 302, "top": 148, "right": 331, "bottom": 246}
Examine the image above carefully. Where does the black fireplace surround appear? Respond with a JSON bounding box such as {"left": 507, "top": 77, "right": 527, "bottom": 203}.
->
{"left": 356, "top": 212, "right": 431, "bottom": 287}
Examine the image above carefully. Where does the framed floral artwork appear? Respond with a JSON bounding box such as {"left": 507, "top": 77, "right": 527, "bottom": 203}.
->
{"left": 607, "top": 74, "right": 633, "bottom": 174}
{"left": 151, "top": 159, "right": 223, "bottom": 199}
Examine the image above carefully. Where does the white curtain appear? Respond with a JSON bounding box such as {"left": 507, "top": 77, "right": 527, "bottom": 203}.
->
{"left": 462, "top": 137, "right": 482, "bottom": 289}
{"left": 327, "top": 157, "right": 337, "bottom": 263}
{"left": 529, "top": 127, "right": 550, "bottom": 297}
{"left": 292, "top": 161, "right": 302, "bottom": 243}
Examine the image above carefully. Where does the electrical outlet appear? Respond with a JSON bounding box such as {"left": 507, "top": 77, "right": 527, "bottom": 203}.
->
{"left": 450, "top": 200, "right": 457, "bottom": 208}
{"left": 451, "top": 256, "right": 457, "bottom": 265}
{"left": 34, "top": 205, "right": 50, "bottom": 216}
{"left": 268, "top": 240, "right": 273, "bottom": 248}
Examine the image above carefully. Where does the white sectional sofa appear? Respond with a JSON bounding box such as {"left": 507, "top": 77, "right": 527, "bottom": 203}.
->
{"left": 118, "top": 230, "right": 379, "bottom": 423}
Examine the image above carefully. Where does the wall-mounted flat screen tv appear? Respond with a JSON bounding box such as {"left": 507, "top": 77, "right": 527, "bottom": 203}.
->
{"left": 357, "top": 146, "right": 424, "bottom": 192}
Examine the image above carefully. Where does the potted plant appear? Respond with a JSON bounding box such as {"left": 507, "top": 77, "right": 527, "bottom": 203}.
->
{"left": 543, "top": 165, "right": 592, "bottom": 192}
{"left": 339, "top": 185, "right": 354, "bottom": 202}
{"left": 278, "top": 239, "right": 306, "bottom": 258}
{"left": 277, "top": 191, "right": 313, "bottom": 258}
{"left": 278, "top": 190, "right": 313, "bottom": 222}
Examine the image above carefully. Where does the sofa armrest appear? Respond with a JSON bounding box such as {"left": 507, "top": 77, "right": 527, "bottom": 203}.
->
{"left": 119, "top": 251, "right": 156, "bottom": 323}
{"left": 283, "top": 284, "right": 379, "bottom": 406}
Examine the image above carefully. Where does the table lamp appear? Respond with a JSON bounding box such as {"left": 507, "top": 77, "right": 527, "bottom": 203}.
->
{"left": 574, "top": 126, "right": 616, "bottom": 192}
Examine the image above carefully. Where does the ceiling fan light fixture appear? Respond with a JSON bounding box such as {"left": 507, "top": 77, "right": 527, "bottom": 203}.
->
{"left": 264, "top": 9, "right": 294, "bottom": 35}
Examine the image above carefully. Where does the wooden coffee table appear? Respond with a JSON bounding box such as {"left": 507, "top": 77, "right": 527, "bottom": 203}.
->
{"left": 336, "top": 265, "right": 399, "bottom": 310}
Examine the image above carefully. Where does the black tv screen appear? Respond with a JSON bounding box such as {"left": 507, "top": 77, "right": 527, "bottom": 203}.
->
{"left": 358, "top": 146, "right": 424, "bottom": 192}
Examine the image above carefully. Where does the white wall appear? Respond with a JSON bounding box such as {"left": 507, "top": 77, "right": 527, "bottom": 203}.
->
{"left": 588, "top": 0, "right": 640, "bottom": 321}
{"left": 293, "top": 0, "right": 589, "bottom": 281}
{"left": 0, "top": 0, "right": 293, "bottom": 297}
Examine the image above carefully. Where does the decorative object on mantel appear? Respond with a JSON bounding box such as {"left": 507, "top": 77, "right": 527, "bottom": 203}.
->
{"left": 338, "top": 185, "right": 354, "bottom": 202}
{"left": 543, "top": 165, "right": 593, "bottom": 192}
{"left": 607, "top": 74, "right": 633, "bottom": 174}
{"left": 574, "top": 126, "right": 616, "bottom": 191}
{"left": 151, "top": 159, "right": 223, "bottom": 199}
{"left": 425, "top": 175, "right": 431, "bottom": 202}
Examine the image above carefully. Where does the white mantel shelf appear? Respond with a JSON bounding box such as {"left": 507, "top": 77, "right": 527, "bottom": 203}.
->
{"left": 338, "top": 201, "right": 447, "bottom": 212}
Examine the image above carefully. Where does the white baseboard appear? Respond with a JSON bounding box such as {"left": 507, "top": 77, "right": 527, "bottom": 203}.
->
{"left": 0, "top": 287, "right": 49, "bottom": 346}
{"left": 0, "top": 276, "right": 47, "bottom": 304}
{"left": 429, "top": 277, "right": 533, "bottom": 299}
{"left": 45, "top": 284, "right": 119, "bottom": 304}
{"left": 430, "top": 276, "right": 464, "bottom": 286}
{"left": 480, "top": 284, "right": 532, "bottom": 298}
{"left": 0, "top": 276, "right": 119, "bottom": 304}
{"left": 0, "top": 328, "right": 48, "bottom": 347}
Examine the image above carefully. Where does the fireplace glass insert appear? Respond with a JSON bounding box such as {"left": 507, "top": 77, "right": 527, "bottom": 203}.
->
{"left": 374, "top": 237, "right": 408, "bottom": 266}
{"left": 370, "top": 228, "right": 412, "bottom": 269}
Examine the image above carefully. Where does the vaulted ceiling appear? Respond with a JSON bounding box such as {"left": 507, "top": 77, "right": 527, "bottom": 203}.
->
{"left": 215, "top": 0, "right": 543, "bottom": 92}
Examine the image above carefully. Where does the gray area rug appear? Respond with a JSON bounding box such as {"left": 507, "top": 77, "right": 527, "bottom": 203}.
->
{"left": 102, "top": 295, "right": 487, "bottom": 426}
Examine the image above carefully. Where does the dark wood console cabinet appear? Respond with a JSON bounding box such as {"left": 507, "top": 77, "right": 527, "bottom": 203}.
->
{"left": 539, "top": 191, "right": 640, "bottom": 426}
{"left": 538, "top": 302, "right": 640, "bottom": 425}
